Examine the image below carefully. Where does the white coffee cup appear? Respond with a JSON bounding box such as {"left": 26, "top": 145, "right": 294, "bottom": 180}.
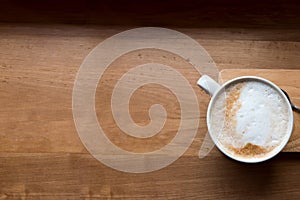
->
{"left": 198, "top": 75, "right": 294, "bottom": 163}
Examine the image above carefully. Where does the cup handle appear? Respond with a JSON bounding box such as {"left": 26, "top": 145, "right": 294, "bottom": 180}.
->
{"left": 197, "top": 75, "right": 221, "bottom": 96}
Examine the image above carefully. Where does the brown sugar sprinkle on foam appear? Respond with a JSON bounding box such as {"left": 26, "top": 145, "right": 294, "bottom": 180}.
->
{"left": 228, "top": 143, "right": 268, "bottom": 157}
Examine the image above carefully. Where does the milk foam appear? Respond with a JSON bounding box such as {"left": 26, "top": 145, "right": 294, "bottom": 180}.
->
{"left": 210, "top": 80, "right": 290, "bottom": 158}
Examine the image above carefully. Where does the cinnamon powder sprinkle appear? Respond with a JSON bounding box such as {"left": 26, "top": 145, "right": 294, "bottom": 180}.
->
{"left": 229, "top": 143, "right": 268, "bottom": 157}
{"left": 224, "top": 83, "right": 244, "bottom": 128}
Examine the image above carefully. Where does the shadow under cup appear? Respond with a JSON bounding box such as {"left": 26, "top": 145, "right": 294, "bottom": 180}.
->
{"left": 206, "top": 76, "right": 294, "bottom": 163}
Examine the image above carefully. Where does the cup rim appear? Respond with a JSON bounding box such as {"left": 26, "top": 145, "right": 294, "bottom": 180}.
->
{"left": 207, "top": 76, "right": 294, "bottom": 163}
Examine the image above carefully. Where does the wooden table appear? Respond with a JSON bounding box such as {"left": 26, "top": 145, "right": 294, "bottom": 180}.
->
{"left": 0, "top": 1, "right": 300, "bottom": 199}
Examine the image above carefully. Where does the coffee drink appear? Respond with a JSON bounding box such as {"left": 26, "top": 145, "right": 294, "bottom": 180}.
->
{"left": 209, "top": 79, "right": 291, "bottom": 159}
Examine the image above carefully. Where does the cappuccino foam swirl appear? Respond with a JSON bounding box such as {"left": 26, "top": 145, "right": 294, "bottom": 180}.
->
{"left": 210, "top": 80, "right": 290, "bottom": 158}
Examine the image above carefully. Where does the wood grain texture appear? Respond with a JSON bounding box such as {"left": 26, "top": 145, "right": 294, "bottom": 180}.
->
{"left": 0, "top": 153, "right": 300, "bottom": 199}
{"left": 219, "top": 69, "right": 300, "bottom": 152}
{"left": 0, "top": 24, "right": 300, "bottom": 199}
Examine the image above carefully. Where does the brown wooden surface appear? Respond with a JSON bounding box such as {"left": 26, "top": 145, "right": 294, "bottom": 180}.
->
{"left": 1, "top": 0, "right": 300, "bottom": 199}
{"left": 219, "top": 69, "right": 300, "bottom": 152}
{"left": 0, "top": 24, "right": 299, "bottom": 200}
